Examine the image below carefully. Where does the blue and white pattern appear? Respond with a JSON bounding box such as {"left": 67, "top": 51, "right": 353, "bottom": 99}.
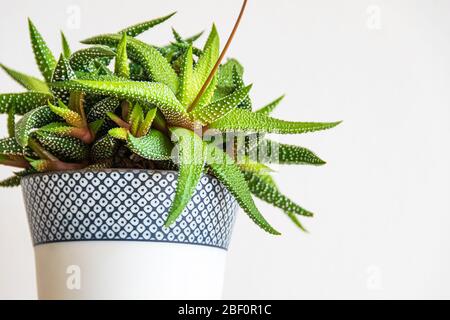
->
{"left": 21, "top": 170, "right": 238, "bottom": 250}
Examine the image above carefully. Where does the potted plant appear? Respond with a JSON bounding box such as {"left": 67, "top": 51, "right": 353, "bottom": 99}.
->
{"left": 0, "top": 1, "right": 340, "bottom": 299}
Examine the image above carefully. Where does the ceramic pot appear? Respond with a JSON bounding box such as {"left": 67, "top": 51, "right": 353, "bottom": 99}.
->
{"left": 21, "top": 169, "right": 238, "bottom": 300}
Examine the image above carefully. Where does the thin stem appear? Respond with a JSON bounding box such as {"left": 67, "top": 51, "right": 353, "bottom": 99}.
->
{"left": 187, "top": 0, "right": 248, "bottom": 113}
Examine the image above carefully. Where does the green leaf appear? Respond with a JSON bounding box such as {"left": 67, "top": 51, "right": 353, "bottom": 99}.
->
{"left": 69, "top": 47, "right": 115, "bottom": 72}
{"left": 196, "top": 74, "right": 218, "bottom": 108}
{"left": 91, "top": 135, "right": 117, "bottom": 161}
{"left": 215, "top": 58, "right": 244, "bottom": 100}
{"left": 39, "top": 122, "right": 73, "bottom": 136}
{"left": 185, "top": 31, "right": 204, "bottom": 44}
{"left": 232, "top": 66, "right": 252, "bottom": 110}
{"left": 51, "top": 55, "right": 76, "bottom": 103}
{"left": 127, "top": 129, "right": 172, "bottom": 161}
{"left": 51, "top": 79, "right": 192, "bottom": 128}
{"left": 243, "top": 171, "right": 313, "bottom": 217}
{"left": 108, "top": 127, "right": 128, "bottom": 140}
{"left": 0, "top": 92, "right": 53, "bottom": 115}
{"left": 86, "top": 97, "right": 120, "bottom": 123}
{"left": 0, "top": 137, "right": 23, "bottom": 156}
{"left": 165, "top": 127, "right": 206, "bottom": 226}
{"left": 129, "top": 62, "right": 146, "bottom": 81}
{"left": 238, "top": 156, "right": 273, "bottom": 174}
{"left": 172, "top": 28, "right": 184, "bottom": 43}
{"left": 15, "top": 105, "right": 59, "bottom": 147}
{"left": 137, "top": 107, "right": 157, "bottom": 137}
{"left": 115, "top": 33, "right": 130, "bottom": 78}
{"left": 204, "top": 142, "right": 280, "bottom": 235}
{"left": 129, "top": 103, "right": 144, "bottom": 136}
{"left": 255, "top": 95, "right": 285, "bottom": 115}
{"left": 191, "top": 85, "right": 252, "bottom": 125}
{"left": 0, "top": 175, "right": 21, "bottom": 187}
{"left": 89, "top": 119, "right": 104, "bottom": 135}
{"left": 28, "top": 19, "right": 57, "bottom": 82}
{"left": 7, "top": 105, "right": 15, "bottom": 137}
{"left": 192, "top": 25, "right": 219, "bottom": 97}
{"left": 248, "top": 171, "right": 309, "bottom": 232}
{"left": 118, "top": 12, "right": 177, "bottom": 37}
{"left": 286, "top": 211, "right": 309, "bottom": 233}
{"left": 61, "top": 31, "right": 71, "bottom": 58}
{"left": 35, "top": 131, "right": 88, "bottom": 162}
{"left": 0, "top": 64, "right": 49, "bottom": 92}
{"left": 256, "top": 140, "right": 326, "bottom": 165}
{"left": 210, "top": 108, "right": 342, "bottom": 134}
{"left": 176, "top": 45, "right": 194, "bottom": 106}
{"left": 81, "top": 35, "right": 179, "bottom": 93}
{"left": 49, "top": 101, "right": 83, "bottom": 128}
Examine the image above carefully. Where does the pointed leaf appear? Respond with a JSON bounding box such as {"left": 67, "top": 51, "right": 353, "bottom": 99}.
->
{"left": 115, "top": 33, "right": 130, "bottom": 78}
{"left": 286, "top": 211, "right": 309, "bottom": 233}
{"left": 172, "top": 28, "right": 184, "bottom": 43}
{"left": 0, "top": 175, "right": 21, "bottom": 187}
{"left": 15, "top": 106, "right": 59, "bottom": 147}
{"left": 91, "top": 135, "right": 117, "bottom": 161}
{"left": 191, "top": 85, "right": 252, "bottom": 125}
{"left": 118, "top": 12, "right": 177, "bottom": 37}
{"left": 256, "top": 95, "right": 285, "bottom": 115}
{"left": 192, "top": 25, "right": 219, "bottom": 96}
{"left": 89, "top": 119, "right": 104, "bottom": 135}
{"left": 28, "top": 19, "right": 57, "bottom": 82}
{"left": 165, "top": 127, "right": 206, "bottom": 226}
{"left": 51, "top": 79, "right": 192, "bottom": 128}
{"left": 51, "top": 55, "right": 76, "bottom": 103}
{"left": 108, "top": 127, "right": 128, "bottom": 140}
{"left": 243, "top": 171, "right": 313, "bottom": 217}
{"left": 177, "top": 45, "right": 194, "bottom": 106}
{"left": 0, "top": 137, "right": 23, "bottom": 156}
{"left": 196, "top": 74, "right": 218, "bottom": 108}
{"left": 127, "top": 129, "right": 172, "bottom": 160}
{"left": 205, "top": 142, "right": 280, "bottom": 235}
{"left": 35, "top": 131, "right": 88, "bottom": 162}
{"left": 61, "top": 31, "right": 71, "bottom": 58}
{"left": 210, "top": 108, "right": 341, "bottom": 134}
{"left": 232, "top": 66, "right": 252, "bottom": 110}
{"left": 0, "top": 64, "right": 49, "bottom": 92}
{"left": 39, "top": 122, "right": 73, "bottom": 136}
{"left": 86, "top": 97, "right": 120, "bottom": 122}
{"left": 69, "top": 46, "right": 115, "bottom": 72}
{"left": 129, "top": 103, "right": 144, "bottom": 136}
{"left": 49, "top": 102, "right": 83, "bottom": 128}
{"left": 257, "top": 139, "right": 326, "bottom": 165}
{"left": 185, "top": 31, "right": 204, "bottom": 44}
{"left": 215, "top": 58, "right": 243, "bottom": 99}
{"left": 0, "top": 92, "right": 53, "bottom": 114}
{"left": 137, "top": 107, "right": 157, "bottom": 137}
{"left": 81, "top": 35, "right": 179, "bottom": 93}
{"left": 7, "top": 105, "right": 15, "bottom": 137}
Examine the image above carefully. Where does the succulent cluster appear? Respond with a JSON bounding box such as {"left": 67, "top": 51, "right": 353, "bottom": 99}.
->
{"left": 0, "top": 12, "right": 340, "bottom": 234}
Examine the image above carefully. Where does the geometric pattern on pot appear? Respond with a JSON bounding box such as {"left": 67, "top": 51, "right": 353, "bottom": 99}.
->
{"left": 21, "top": 170, "right": 238, "bottom": 250}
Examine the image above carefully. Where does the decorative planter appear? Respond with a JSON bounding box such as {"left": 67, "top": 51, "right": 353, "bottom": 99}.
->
{"left": 21, "top": 169, "right": 238, "bottom": 300}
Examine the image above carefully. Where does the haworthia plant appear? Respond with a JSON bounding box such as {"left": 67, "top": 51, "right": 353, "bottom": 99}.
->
{"left": 0, "top": 9, "right": 340, "bottom": 234}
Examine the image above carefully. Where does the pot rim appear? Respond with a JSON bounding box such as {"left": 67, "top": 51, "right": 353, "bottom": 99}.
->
{"left": 21, "top": 168, "right": 214, "bottom": 180}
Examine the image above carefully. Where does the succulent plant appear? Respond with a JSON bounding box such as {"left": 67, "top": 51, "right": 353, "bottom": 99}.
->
{"left": 0, "top": 3, "right": 340, "bottom": 234}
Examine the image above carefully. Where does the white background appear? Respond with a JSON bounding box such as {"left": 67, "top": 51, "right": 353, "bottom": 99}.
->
{"left": 1, "top": 0, "right": 449, "bottom": 299}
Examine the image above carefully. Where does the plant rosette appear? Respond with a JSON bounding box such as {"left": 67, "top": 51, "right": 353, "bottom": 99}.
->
{"left": 0, "top": 1, "right": 340, "bottom": 299}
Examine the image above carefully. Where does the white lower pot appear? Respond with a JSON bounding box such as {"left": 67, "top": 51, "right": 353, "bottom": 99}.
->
{"left": 21, "top": 169, "right": 238, "bottom": 300}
